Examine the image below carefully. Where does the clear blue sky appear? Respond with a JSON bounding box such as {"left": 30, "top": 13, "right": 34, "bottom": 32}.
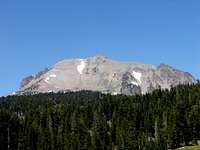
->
{"left": 0, "top": 0, "right": 199, "bottom": 96}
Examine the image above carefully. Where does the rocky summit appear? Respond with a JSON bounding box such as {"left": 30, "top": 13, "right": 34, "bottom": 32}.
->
{"left": 17, "top": 55, "right": 197, "bottom": 95}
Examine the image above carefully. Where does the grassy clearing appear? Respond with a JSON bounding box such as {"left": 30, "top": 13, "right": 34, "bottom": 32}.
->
{"left": 176, "top": 146, "right": 200, "bottom": 150}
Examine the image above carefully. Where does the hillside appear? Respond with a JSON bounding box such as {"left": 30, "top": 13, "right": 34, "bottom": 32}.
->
{"left": 1, "top": 83, "right": 200, "bottom": 149}
{"left": 17, "top": 55, "right": 196, "bottom": 95}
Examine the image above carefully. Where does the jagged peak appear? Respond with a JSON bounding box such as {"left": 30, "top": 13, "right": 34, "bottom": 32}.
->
{"left": 91, "top": 54, "right": 108, "bottom": 60}
{"left": 158, "top": 63, "right": 172, "bottom": 69}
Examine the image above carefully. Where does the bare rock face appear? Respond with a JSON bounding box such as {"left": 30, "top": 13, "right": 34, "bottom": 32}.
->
{"left": 16, "top": 55, "right": 197, "bottom": 95}
{"left": 20, "top": 75, "right": 34, "bottom": 88}
{"left": 20, "top": 68, "right": 49, "bottom": 92}
{"left": 120, "top": 72, "right": 141, "bottom": 95}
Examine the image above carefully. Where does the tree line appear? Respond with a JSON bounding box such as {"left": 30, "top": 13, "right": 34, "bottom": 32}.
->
{"left": 0, "top": 83, "right": 200, "bottom": 150}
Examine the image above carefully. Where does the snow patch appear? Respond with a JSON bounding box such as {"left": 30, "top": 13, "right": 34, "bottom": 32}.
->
{"left": 112, "top": 92, "right": 118, "bottom": 95}
{"left": 131, "top": 81, "right": 139, "bottom": 86}
{"left": 44, "top": 74, "right": 57, "bottom": 83}
{"left": 44, "top": 77, "right": 50, "bottom": 83}
{"left": 50, "top": 74, "right": 57, "bottom": 78}
{"left": 132, "top": 71, "right": 142, "bottom": 83}
{"left": 77, "top": 59, "right": 86, "bottom": 74}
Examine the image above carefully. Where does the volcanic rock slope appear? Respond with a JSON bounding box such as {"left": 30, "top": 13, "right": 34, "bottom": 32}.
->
{"left": 17, "top": 55, "right": 197, "bottom": 95}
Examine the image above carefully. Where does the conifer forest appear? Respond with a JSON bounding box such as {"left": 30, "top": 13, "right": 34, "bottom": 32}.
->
{"left": 1, "top": 83, "right": 200, "bottom": 150}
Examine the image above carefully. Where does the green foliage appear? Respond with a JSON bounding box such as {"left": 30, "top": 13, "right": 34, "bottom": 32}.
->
{"left": 0, "top": 84, "right": 200, "bottom": 150}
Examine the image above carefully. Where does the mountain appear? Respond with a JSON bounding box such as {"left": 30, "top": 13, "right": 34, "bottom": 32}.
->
{"left": 16, "top": 55, "right": 197, "bottom": 95}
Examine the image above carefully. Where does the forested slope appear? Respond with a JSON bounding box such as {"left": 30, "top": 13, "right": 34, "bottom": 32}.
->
{"left": 1, "top": 83, "right": 200, "bottom": 150}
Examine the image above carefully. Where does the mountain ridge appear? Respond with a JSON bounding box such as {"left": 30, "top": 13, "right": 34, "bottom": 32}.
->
{"left": 16, "top": 55, "right": 197, "bottom": 95}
